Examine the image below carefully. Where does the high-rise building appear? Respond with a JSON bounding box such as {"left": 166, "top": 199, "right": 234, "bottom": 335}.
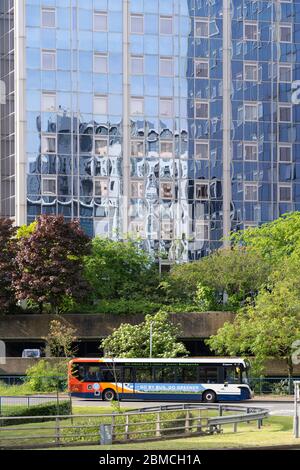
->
{"left": 1, "top": 0, "right": 299, "bottom": 263}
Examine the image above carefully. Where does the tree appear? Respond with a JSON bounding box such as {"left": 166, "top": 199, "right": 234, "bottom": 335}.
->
{"left": 0, "top": 218, "right": 17, "bottom": 312}
{"left": 207, "top": 274, "right": 300, "bottom": 376}
{"left": 164, "top": 246, "right": 270, "bottom": 310}
{"left": 84, "top": 237, "right": 159, "bottom": 300}
{"left": 44, "top": 318, "right": 77, "bottom": 357}
{"left": 13, "top": 215, "right": 91, "bottom": 313}
{"left": 101, "top": 310, "right": 188, "bottom": 358}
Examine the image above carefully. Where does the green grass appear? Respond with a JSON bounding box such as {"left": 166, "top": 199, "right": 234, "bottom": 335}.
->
{"left": 0, "top": 383, "right": 33, "bottom": 396}
{"left": 61, "top": 416, "right": 297, "bottom": 450}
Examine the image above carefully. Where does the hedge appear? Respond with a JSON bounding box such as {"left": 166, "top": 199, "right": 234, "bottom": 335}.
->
{"left": 1, "top": 400, "right": 72, "bottom": 426}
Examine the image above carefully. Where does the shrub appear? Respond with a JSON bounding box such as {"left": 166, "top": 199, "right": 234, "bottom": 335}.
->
{"left": 2, "top": 400, "right": 72, "bottom": 426}
{"left": 25, "top": 360, "right": 67, "bottom": 392}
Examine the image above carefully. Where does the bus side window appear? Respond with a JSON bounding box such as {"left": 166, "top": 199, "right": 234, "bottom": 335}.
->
{"left": 199, "top": 367, "right": 218, "bottom": 384}
{"left": 123, "top": 367, "right": 134, "bottom": 383}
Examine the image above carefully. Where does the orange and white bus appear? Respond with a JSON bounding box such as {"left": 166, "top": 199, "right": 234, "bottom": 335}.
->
{"left": 68, "top": 357, "right": 252, "bottom": 403}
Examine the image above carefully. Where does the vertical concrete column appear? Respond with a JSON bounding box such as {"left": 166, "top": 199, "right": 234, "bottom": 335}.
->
{"left": 222, "top": 0, "right": 232, "bottom": 247}
{"left": 122, "top": 0, "right": 130, "bottom": 237}
{"left": 14, "top": 0, "right": 27, "bottom": 226}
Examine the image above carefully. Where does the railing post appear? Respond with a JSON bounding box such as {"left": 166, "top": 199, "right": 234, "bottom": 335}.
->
{"left": 185, "top": 410, "right": 190, "bottom": 433}
{"left": 156, "top": 412, "right": 161, "bottom": 438}
{"left": 233, "top": 422, "right": 237, "bottom": 433}
{"left": 257, "top": 418, "right": 262, "bottom": 429}
{"left": 196, "top": 409, "right": 202, "bottom": 433}
{"left": 219, "top": 405, "right": 223, "bottom": 416}
{"left": 125, "top": 414, "right": 129, "bottom": 441}
{"left": 111, "top": 414, "right": 115, "bottom": 442}
{"left": 55, "top": 417, "right": 61, "bottom": 446}
{"left": 27, "top": 396, "right": 30, "bottom": 408}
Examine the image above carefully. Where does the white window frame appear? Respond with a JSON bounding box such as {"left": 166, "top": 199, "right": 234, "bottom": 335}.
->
{"left": 278, "top": 144, "right": 292, "bottom": 163}
{"left": 160, "top": 182, "right": 174, "bottom": 199}
{"left": 160, "top": 98, "right": 173, "bottom": 117}
{"left": 41, "top": 7, "right": 56, "bottom": 28}
{"left": 94, "top": 11, "right": 107, "bottom": 32}
{"left": 279, "top": 104, "right": 292, "bottom": 123}
{"left": 195, "top": 181, "right": 209, "bottom": 200}
{"left": 42, "top": 176, "right": 57, "bottom": 196}
{"left": 94, "top": 137, "right": 108, "bottom": 157}
{"left": 161, "top": 220, "right": 174, "bottom": 240}
{"left": 131, "top": 97, "right": 144, "bottom": 115}
{"left": 244, "top": 62, "right": 258, "bottom": 82}
{"left": 131, "top": 55, "right": 144, "bottom": 75}
{"left": 195, "top": 221, "right": 209, "bottom": 241}
{"left": 244, "top": 183, "right": 258, "bottom": 202}
{"left": 195, "top": 100, "right": 209, "bottom": 119}
{"left": 278, "top": 64, "right": 292, "bottom": 83}
{"left": 244, "top": 21, "right": 258, "bottom": 41}
{"left": 244, "top": 103, "right": 258, "bottom": 121}
{"left": 244, "top": 142, "right": 258, "bottom": 161}
{"left": 131, "top": 139, "right": 144, "bottom": 157}
{"left": 41, "top": 134, "right": 57, "bottom": 154}
{"left": 41, "top": 92, "right": 56, "bottom": 112}
{"left": 195, "top": 59, "right": 209, "bottom": 79}
{"left": 94, "top": 178, "right": 109, "bottom": 197}
{"left": 160, "top": 16, "right": 173, "bottom": 35}
{"left": 94, "top": 95, "right": 108, "bottom": 115}
{"left": 160, "top": 141, "right": 174, "bottom": 158}
{"left": 130, "top": 14, "right": 144, "bottom": 34}
{"left": 279, "top": 24, "right": 292, "bottom": 43}
{"left": 94, "top": 53, "right": 108, "bottom": 74}
{"left": 160, "top": 57, "right": 173, "bottom": 77}
{"left": 130, "top": 180, "right": 144, "bottom": 198}
{"left": 278, "top": 184, "right": 292, "bottom": 202}
{"left": 194, "top": 18, "right": 209, "bottom": 38}
{"left": 41, "top": 50, "right": 56, "bottom": 70}
{"left": 195, "top": 140, "right": 209, "bottom": 160}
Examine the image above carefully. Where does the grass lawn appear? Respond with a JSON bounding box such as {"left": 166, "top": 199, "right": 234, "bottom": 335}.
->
{"left": 60, "top": 416, "right": 298, "bottom": 450}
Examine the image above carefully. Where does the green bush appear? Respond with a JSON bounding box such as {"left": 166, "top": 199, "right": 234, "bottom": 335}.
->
{"left": 25, "top": 360, "right": 67, "bottom": 392}
{"left": 80, "top": 298, "right": 165, "bottom": 315}
{"left": 1, "top": 400, "right": 72, "bottom": 425}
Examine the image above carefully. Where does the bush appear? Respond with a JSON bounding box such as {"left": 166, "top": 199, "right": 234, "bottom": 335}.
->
{"left": 2, "top": 400, "right": 72, "bottom": 425}
{"left": 25, "top": 360, "right": 67, "bottom": 392}
{"left": 79, "top": 298, "right": 165, "bottom": 315}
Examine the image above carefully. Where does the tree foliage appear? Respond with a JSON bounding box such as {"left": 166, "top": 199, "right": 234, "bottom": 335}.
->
{"left": 101, "top": 310, "right": 188, "bottom": 358}
{"left": 84, "top": 237, "right": 159, "bottom": 300}
{"left": 0, "top": 218, "right": 17, "bottom": 312}
{"left": 43, "top": 318, "right": 77, "bottom": 357}
{"left": 13, "top": 215, "right": 91, "bottom": 313}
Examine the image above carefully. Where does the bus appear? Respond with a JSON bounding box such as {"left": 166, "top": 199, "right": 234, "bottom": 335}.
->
{"left": 68, "top": 358, "right": 253, "bottom": 403}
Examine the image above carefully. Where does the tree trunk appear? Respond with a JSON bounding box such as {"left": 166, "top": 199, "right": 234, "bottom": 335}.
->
{"left": 286, "top": 355, "right": 293, "bottom": 377}
{"left": 38, "top": 302, "right": 43, "bottom": 314}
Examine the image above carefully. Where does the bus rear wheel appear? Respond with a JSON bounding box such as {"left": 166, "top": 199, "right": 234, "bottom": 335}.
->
{"left": 202, "top": 390, "right": 217, "bottom": 403}
{"left": 102, "top": 388, "right": 116, "bottom": 401}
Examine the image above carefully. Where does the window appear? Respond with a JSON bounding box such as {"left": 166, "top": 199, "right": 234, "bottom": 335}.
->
{"left": 195, "top": 221, "right": 209, "bottom": 241}
{"left": 94, "top": 95, "right": 108, "bottom": 115}
{"left": 244, "top": 142, "right": 258, "bottom": 161}
{"left": 244, "top": 103, "right": 258, "bottom": 121}
{"left": 131, "top": 55, "right": 144, "bottom": 74}
{"left": 42, "top": 92, "right": 56, "bottom": 112}
{"left": 195, "top": 60, "right": 209, "bottom": 79}
{"left": 199, "top": 367, "right": 218, "bottom": 384}
{"left": 244, "top": 62, "right": 258, "bottom": 81}
{"left": 160, "top": 57, "right": 173, "bottom": 76}
{"left": 279, "top": 105, "right": 292, "bottom": 122}
{"left": 42, "top": 177, "right": 56, "bottom": 196}
{"left": 195, "top": 19, "right": 209, "bottom": 38}
{"left": 135, "top": 367, "right": 153, "bottom": 383}
{"left": 195, "top": 182, "right": 209, "bottom": 200}
{"left": 94, "top": 179, "right": 108, "bottom": 197}
{"left": 160, "top": 98, "right": 173, "bottom": 117}
{"left": 95, "top": 138, "right": 108, "bottom": 156}
{"left": 160, "top": 16, "right": 173, "bottom": 35}
{"left": 94, "top": 11, "right": 107, "bottom": 31}
{"left": 94, "top": 53, "right": 108, "bottom": 73}
{"left": 41, "top": 7, "right": 56, "bottom": 28}
{"left": 195, "top": 100, "right": 209, "bottom": 119}
{"left": 160, "top": 141, "right": 173, "bottom": 158}
{"left": 131, "top": 139, "right": 144, "bottom": 157}
{"left": 161, "top": 182, "right": 173, "bottom": 199}
{"left": 41, "top": 134, "right": 56, "bottom": 154}
{"left": 244, "top": 22, "right": 258, "bottom": 40}
{"left": 280, "top": 24, "right": 292, "bottom": 42}
{"left": 244, "top": 183, "right": 258, "bottom": 202}
{"left": 41, "top": 50, "right": 56, "bottom": 70}
{"left": 131, "top": 180, "right": 144, "bottom": 198}
{"left": 279, "top": 64, "right": 292, "bottom": 82}
{"left": 278, "top": 144, "right": 292, "bottom": 162}
{"left": 279, "top": 184, "right": 292, "bottom": 202}
{"left": 155, "top": 366, "right": 176, "bottom": 383}
{"left": 131, "top": 97, "right": 144, "bottom": 115}
{"left": 130, "top": 14, "right": 143, "bottom": 34}
{"left": 195, "top": 141, "right": 209, "bottom": 159}
{"left": 161, "top": 221, "right": 174, "bottom": 239}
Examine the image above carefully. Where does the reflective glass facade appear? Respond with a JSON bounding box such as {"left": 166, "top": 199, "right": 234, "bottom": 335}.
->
{"left": 1, "top": 0, "right": 300, "bottom": 262}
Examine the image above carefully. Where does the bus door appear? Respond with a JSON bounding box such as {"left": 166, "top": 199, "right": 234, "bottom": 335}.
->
{"left": 123, "top": 366, "right": 135, "bottom": 397}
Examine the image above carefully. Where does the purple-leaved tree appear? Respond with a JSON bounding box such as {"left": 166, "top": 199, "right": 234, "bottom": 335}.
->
{"left": 0, "top": 218, "right": 17, "bottom": 312}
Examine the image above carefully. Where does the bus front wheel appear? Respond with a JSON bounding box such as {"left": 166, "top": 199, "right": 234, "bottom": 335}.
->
{"left": 102, "top": 388, "right": 116, "bottom": 401}
{"left": 202, "top": 390, "right": 217, "bottom": 403}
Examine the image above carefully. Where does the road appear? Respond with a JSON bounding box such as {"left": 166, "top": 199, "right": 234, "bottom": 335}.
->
{"left": 72, "top": 397, "right": 295, "bottom": 416}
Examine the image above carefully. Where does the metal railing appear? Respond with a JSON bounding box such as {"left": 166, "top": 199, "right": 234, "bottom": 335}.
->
{"left": 0, "top": 403, "right": 269, "bottom": 449}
